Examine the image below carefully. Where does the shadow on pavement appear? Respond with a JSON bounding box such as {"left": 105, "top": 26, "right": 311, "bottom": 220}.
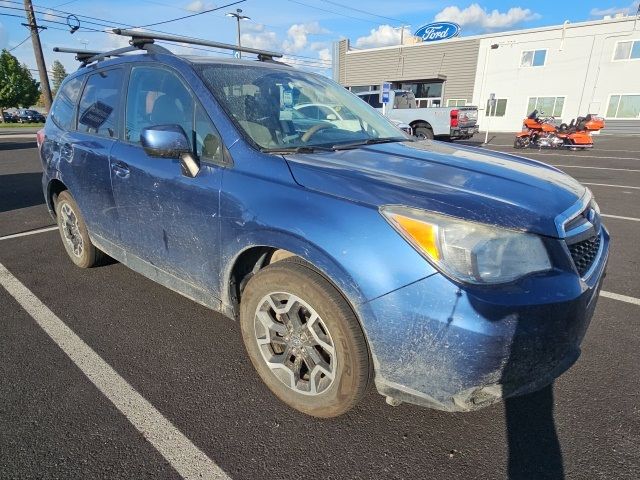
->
{"left": 0, "top": 172, "right": 45, "bottom": 213}
{"left": 0, "top": 141, "right": 37, "bottom": 151}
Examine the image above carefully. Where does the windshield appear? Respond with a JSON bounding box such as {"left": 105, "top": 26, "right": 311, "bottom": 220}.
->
{"left": 197, "top": 63, "right": 405, "bottom": 151}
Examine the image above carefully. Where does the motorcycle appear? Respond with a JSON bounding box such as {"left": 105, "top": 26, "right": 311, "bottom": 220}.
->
{"left": 514, "top": 109, "right": 605, "bottom": 150}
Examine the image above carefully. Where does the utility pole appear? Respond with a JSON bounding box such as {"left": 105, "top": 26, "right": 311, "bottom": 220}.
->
{"left": 23, "top": 0, "right": 52, "bottom": 110}
{"left": 226, "top": 8, "right": 250, "bottom": 58}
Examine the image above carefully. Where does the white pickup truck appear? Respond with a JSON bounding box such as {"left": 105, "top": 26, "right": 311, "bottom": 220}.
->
{"left": 357, "top": 89, "right": 479, "bottom": 141}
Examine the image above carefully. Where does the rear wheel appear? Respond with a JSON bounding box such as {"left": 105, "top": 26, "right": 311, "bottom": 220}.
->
{"left": 55, "top": 191, "right": 105, "bottom": 268}
{"left": 239, "top": 259, "right": 371, "bottom": 417}
{"left": 414, "top": 124, "right": 434, "bottom": 140}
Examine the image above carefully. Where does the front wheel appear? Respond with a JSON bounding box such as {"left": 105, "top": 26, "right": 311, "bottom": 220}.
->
{"left": 514, "top": 137, "right": 527, "bottom": 149}
{"left": 239, "top": 259, "right": 371, "bottom": 417}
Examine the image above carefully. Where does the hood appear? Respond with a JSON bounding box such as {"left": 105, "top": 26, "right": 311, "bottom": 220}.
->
{"left": 285, "top": 140, "right": 586, "bottom": 238}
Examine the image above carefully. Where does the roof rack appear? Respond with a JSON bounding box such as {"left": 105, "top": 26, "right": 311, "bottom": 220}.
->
{"left": 54, "top": 30, "right": 284, "bottom": 68}
{"left": 112, "top": 28, "right": 283, "bottom": 61}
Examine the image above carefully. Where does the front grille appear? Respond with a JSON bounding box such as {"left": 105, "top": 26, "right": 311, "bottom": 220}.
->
{"left": 568, "top": 234, "right": 601, "bottom": 276}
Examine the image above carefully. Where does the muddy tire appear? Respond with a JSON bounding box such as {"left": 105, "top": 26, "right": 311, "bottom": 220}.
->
{"left": 55, "top": 191, "right": 105, "bottom": 268}
{"left": 239, "top": 259, "right": 371, "bottom": 418}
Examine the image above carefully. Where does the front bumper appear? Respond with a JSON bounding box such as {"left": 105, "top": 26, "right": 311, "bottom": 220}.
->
{"left": 361, "top": 228, "right": 609, "bottom": 412}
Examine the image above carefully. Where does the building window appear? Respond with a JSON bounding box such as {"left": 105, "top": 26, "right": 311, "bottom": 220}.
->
{"left": 527, "top": 97, "right": 565, "bottom": 117}
{"left": 349, "top": 85, "right": 376, "bottom": 93}
{"left": 521, "top": 49, "right": 547, "bottom": 67}
{"left": 447, "top": 99, "right": 467, "bottom": 107}
{"left": 485, "top": 99, "right": 507, "bottom": 116}
{"left": 606, "top": 95, "right": 640, "bottom": 119}
{"left": 613, "top": 41, "right": 640, "bottom": 61}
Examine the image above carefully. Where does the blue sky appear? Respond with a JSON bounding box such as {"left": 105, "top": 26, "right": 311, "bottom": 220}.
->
{"left": 1, "top": 0, "right": 638, "bottom": 77}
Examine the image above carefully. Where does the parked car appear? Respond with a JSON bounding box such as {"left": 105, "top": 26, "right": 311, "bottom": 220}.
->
{"left": 40, "top": 35, "right": 609, "bottom": 418}
{"left": 357, "top": 89, "right": 478, "bottom": 140}
{"left": 2, "top": 111, "right": 17, "bottom": 123}
{"left": 16, "top": 109, "right": 46, "bottom": 123}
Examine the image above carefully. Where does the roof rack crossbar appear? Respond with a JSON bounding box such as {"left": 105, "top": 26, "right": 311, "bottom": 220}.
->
{"left": 85, "top": 45, "right": 139, "bottom": 64}
{"left": 113, "top": 28, "right": 283, "bottom": 60}
{"left": 53, "top": 47, "right": 109, "bottom": 63}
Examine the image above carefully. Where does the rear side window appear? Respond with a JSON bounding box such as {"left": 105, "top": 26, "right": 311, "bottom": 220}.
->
{"left": 50, "top": 76, "right": 83, "bottom": 130}
{"left": 77, "top": 68, "right": 123, "bottom": 138}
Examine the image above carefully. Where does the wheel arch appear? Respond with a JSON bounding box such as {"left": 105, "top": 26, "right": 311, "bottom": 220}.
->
{"left": 223, "top": 237, "right": 368, "bottom": 325}
{"left": 410, "top": 120, "right": 433, "bottom": 131}
{"left": 46, "top": 178, "right": 68, "bottom": 217}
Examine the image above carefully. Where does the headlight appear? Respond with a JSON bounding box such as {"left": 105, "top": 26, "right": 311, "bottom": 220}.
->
{"left": 380, "top": 206, "right": 552, "bottom": 284}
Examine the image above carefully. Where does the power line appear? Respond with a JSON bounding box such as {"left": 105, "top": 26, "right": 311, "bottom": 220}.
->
{"left": 8, "top": 34, "right": 32, "bottom": 51}
{"left": 323, "top": 0, "right": 405, "bottom": 24}
{"left": 134, "top": 0, "right": 246, "bottom": 28}
{"left": 2, "top": 0, "right": 332, "bottom": 67}
{"left": 283, "top": 0, "right": 386, "bottom": 26}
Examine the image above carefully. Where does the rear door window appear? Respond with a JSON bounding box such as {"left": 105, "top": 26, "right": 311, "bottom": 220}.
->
{"left": 50, "top": 76, "right": 83, "bottom": 130}
{"left": 77, "top": 68, "right": 123, "bottom": 138}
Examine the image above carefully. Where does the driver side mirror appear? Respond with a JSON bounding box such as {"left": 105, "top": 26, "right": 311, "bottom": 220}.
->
{"left": 140, "top": 124, "right": 201, "bottom": 178}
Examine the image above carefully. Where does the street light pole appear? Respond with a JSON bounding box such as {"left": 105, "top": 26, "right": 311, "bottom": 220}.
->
{"left": 226, "top": 8, "right": 250, "bottom": 58}
{"left": 480, "top": 43, "right": 499, "bottom": 144}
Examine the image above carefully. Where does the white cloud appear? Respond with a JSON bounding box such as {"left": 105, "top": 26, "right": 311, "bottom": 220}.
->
{"left": 591, "top": 1, "right": 639, "bottom": 17}
{"left": 240, "top": 30, "right": 279, "bottom": 51}
{"left": 354, "top": 25, "right": 412, "bottom": 49}
{"left": 282, "top": 22, "right": 327, "bottom": 53}
{"left": 185, "top": 1, "right": 213, "bottom": 12}
{"left": 434, "top": 3, "right": 540, "bottom": 31}
{"left": 318, "top": 48, "right": 331, "bottom": 63}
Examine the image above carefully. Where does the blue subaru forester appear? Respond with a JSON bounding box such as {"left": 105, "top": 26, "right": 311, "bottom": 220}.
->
{"left": 38, "top": 31, "right": 609, "bottom": 417}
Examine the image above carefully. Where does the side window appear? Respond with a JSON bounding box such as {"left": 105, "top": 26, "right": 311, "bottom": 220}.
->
{"left": 125, "top": 67, "right": 194, "bottom": 144}
{"left": 50, "top": 76, "right": 83, "bottom": 130}
{"left": 194, "top": 103, "right": 223, "bottom": 163}
{"left": 77, "top": 69, "right": 123, "bottom": 138}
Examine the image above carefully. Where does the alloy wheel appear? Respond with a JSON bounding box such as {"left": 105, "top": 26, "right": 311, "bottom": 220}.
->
{"left": 60, "top": 202, "right": 84, "bottom": 257}
{"left": 254, "top": 292, "right": 336, "bottom": 395}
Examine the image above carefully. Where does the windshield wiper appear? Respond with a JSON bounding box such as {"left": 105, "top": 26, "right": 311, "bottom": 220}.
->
{"left": 261, "top": 145, "right": 335, "bottom": 154}
{"left": 332, "top": 137, "right": 410, "bottom": 151}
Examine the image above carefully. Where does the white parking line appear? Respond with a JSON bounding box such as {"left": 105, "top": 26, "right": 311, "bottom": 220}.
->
{"left": 0, "top": 226, "right": 57, "bottom": 241}
{"left": 551, "top": 165, "right": 640, "bottom": 172}
{"left": 601, "top": 291, "right": 640, "bottom": 306}
{"left": 601, "top": 214, "right": 640, "bottom": 222}
{"left": 583, "top": 182, "right": 640, "bottom": 190}
{"left": 0, "top": 134, "right": 37, "bottom": 139}
{"left": 506, "top": 152, "right": 640, "bottom": 161}
{"left": 485, "top": 144, "right": 640, "bottom": 154}
{"left": 0, "top": 263, "right": 230, "bottom": 480}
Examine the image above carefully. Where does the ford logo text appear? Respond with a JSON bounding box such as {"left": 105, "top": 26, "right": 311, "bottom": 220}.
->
{"left": 414, "top": 22, "right": 461, "bottom": 42}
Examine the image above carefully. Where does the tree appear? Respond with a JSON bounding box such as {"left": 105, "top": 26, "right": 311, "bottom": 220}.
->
{"left": 0, "top": 49, "right": 41, "bottom": 120}
{"left": 18, "top": 63, "right": 40, "bottom": 108}
{"left": 51, "top": 60, "right": 68, "bottom": 97}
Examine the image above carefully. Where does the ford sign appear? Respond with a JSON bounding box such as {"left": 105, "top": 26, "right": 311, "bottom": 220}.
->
{"left": 414, "top": 22, "right": 461, "bottom": 42}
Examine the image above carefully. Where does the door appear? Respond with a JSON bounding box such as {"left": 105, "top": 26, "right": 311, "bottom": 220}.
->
{"left": 59, "top": 68, "right": 123, "bottom": 241}
{"left": 110, "top": 65, "right": 224, "bottom": 298}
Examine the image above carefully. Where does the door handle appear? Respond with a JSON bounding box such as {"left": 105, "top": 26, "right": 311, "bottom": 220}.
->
{"left": 112, "top": 162, "right": 130, "bottom": 178}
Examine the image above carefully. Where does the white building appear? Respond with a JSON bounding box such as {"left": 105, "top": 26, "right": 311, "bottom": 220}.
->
{"left": 334, "top": 16, "right": 640, "bottom": 135}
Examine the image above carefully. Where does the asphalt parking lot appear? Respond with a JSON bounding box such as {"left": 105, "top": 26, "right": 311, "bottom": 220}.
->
{"left": 1, "top": 132, "right": 639, "bottom": 480}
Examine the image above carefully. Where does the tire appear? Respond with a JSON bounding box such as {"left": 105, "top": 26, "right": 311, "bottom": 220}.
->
{"left": 414, "top": 124, "right": 434, "bottom": 140}
{"left": 513, "top": 137, "right": 527, "bottom": 149}
{"left": 239, "top": 259, "right": 371, "bottom": 418}
{"left": 55, "top": 191, "right": 105, "bottom": 268}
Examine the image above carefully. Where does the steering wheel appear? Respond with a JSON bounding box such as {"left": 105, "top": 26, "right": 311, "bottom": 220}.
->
{"left": 301, "top": 123, "right": 336, "bottom": 143}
